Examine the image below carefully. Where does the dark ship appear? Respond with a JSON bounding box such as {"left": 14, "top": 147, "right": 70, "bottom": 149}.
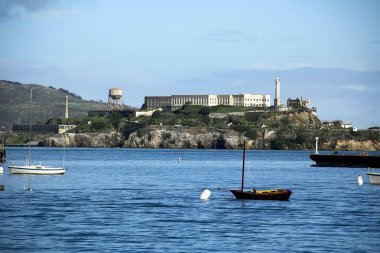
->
{"left": 310, "top": 137, "right": 380, "bottom": 168}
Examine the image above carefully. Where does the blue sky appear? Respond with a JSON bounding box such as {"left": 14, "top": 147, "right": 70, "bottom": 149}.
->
{"left": 0, "top": 0, "right": 379, "bottom": 128}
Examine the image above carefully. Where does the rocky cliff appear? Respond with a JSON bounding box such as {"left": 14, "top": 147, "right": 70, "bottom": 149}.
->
{"left": 38, "top": 127, "right": 379, "bottom": 151}
{"left": 320, "top": 139, "right": 380, "bottom": 151}
{"left": 42, "top": 132, "right": 124, "bottom": 148}
{"left": 265, "top": 111, "right": 320, "bottom": 128}
{"left": 39, "top": 127, "right": 253, "bottom": 149}
{"left": 123, "top": 126, "right": 248, "bottom": 149}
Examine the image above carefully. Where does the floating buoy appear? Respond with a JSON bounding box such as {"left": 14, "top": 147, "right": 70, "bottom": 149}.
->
{"left": 357, "top": 175, "right": 363, "bottom": 186}
{"left": 200, "top": 188, "right": 211, "bottom": 200}
{"left": 0, "top": 166, "right": 3, "bottom": 174}
{"left": 178, "top": 157, "right": 181, "bottom": 163}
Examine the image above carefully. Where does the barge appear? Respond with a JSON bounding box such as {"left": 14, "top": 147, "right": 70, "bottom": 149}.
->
{"left": 309, "top": 137, "right": 380, "bottom": 168}
{"left": 310, "top": 152, "right": 380, "bottom": 168}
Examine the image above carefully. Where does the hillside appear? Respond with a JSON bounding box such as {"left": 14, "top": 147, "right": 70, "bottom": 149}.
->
{"left": 0, "top": 80, "right": 110, "bottom": 130}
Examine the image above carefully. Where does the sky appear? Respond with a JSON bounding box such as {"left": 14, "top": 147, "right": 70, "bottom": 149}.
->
{"left": 0, "top": 0, "right": 379, "bottom": 129}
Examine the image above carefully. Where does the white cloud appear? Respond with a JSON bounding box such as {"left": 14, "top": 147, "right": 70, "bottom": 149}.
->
{"left": 25, "top": 8, "right": 85, "bottom": 21}
{"left": 0, "top": 57, "right": 47, "bottom": 70}
{"left": 0, "top": 0, "right": 52, "bottom": 19}
{"left": 339, "top": 84, "right": 379, "bottom": 92}
{"left": 249, "top": 59, "right": 377, "bottom": 72}
{"left": 249, "top": 62, "right": 323, "bottom": 71}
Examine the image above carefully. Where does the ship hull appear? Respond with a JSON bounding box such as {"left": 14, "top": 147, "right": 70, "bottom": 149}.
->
{"left": 9, "top": 164, "right": 66, "bottom": 175}
{"left": 230, "top": 189, "right": 292, "bottom": 201}
{"left": 310, "top": 154, "right": 380, "bottom": 168}
{"left": 367, "top": 172, "right": 380, "bottom": 184}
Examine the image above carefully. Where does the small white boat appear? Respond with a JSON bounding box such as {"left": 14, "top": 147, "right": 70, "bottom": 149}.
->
{"left": 9, "top": 163, "right": 66, "bottom": 175}
{"left": 8, "top": 88, "right": 66, "bottom": 176}
{"left": 367, "top": 168, "right": 380, "bottom": 185}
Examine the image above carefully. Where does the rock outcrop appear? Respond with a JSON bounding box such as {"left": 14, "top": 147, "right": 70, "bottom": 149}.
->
{"left": 321, "top": 140, "right": 380, "bottom": 151}
{"left": 38, "top": 126, "right": 380, "bottom": 151}
{"left": 266, "top": 111, "right": 320, "bottom": 128}
{"left": 42, "top": 132, "right": 123, "bottom": 147}
{"left": 123, "top": 126, "right": 246, "bottom": 149}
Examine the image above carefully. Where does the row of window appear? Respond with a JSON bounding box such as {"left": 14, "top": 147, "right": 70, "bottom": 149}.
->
{"left": 244, "top": 98, "right": 269, "bottom": 102}
{"left": 147, "top": 97, "right": 270, "bottom": 108}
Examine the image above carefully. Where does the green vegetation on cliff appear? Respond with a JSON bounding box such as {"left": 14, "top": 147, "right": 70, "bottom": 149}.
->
{"left": 43, "top": 104, "right": 378, "bottom": 150}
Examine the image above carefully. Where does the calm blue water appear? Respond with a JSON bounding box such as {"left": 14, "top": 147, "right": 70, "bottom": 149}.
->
{"left": 1, "top": 147, "right": 380, "bottom": 252}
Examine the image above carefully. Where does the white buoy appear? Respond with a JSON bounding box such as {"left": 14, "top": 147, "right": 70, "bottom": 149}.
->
{"left": 357, "top": 175, "right": 363, "bottom": 186}
{"left": 178, "top": 157, "right": 181, "bottom": 163}
{"left": 0, "top": 166, "right": 3, "bottom": 174}
{"left": 200, "top": 188, "right": 211, "bottom": 200}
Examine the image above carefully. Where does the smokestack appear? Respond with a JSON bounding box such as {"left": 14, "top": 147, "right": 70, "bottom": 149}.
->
{"left": 65, "top": 96, "right": 69, "bottom": 119}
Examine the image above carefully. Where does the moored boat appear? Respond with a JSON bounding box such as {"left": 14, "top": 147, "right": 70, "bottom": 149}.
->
{"left": 310, "top": 153, "right": 380, "bottom": 168}
{"left": 367, "top": 169, "right": 380, "bottom": 184}
{"left": 7, "top": 88, "right": 66, "bottom": 176}
{"left": 231, "top": 188, "right": 292, "bottom": 200}
{"left": 310, "top": 137, "right": 380, "bottom": 168}
{"left": 230, "top": 140, "right": 292, "bottom": 201}
{"left": 9, "top": 164, "right": 66, "bottom": 175}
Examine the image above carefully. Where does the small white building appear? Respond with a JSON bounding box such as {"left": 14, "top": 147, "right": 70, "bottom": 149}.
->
{"left": 321, "top": 120, "right": 352, "bottom": 129}
{"left": 58, "top": 125, "right": 77, "bottom": 134}
{"left": 134, "top": 109, "right": 161, "bottom": 117}
{"left": 341, "top": 121, "right": 352, "bottom": 129}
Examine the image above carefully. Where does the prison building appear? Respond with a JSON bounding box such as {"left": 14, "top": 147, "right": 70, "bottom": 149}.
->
{"left": 143, "top": 94, "right": 270, "bottom": 110}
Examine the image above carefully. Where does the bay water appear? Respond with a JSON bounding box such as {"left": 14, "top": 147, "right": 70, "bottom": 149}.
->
{"left": 1, "top": 147, "right": 379, "bottom": 252}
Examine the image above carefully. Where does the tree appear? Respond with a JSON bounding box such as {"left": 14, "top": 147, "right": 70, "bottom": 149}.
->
{"left": 199, "top": 107, "right": 211, "bottom": 115}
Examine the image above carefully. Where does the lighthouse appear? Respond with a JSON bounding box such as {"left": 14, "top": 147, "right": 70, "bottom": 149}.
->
{"left": 65, "top": 96, "right": 69, "bottom": 119}
{"left": 274, "top": 77, "right": 281, "bottom": 109}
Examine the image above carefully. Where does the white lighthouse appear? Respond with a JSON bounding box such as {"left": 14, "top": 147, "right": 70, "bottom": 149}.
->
{"left": 274, "top": 77, "right": 281, "bottom": 109}
{"left": 65, "top": 96, "right": 69, "bottom": 119}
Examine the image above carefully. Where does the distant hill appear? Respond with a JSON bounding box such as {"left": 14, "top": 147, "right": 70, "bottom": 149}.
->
{"left": 0, "top": 80, "right": 129, "bottom": 130}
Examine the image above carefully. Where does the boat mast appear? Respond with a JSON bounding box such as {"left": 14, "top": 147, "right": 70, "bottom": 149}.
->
{"left": 28, "top": 88, "right": 33, "bottom": 165}
{"left": 241, "top": 140, "right": 246, "bottom": 192}
{"left": 63, "top": 134, "right": 66, "bottom": 168}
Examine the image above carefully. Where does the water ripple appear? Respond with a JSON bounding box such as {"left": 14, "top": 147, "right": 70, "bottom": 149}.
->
{"left": 1, "top": 148, "right": 379, "bottom": 252}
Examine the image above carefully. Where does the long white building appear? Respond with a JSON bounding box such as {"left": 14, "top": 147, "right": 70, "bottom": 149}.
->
{"left": 143, "top": 94, "right": 271, "bottom": 110}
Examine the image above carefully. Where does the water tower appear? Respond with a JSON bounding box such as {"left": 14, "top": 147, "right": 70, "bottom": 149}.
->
{"left": 108, "top": 88, "right": 124, "bottom": 110}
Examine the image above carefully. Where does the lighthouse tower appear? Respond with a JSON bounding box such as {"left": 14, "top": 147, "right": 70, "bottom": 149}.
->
{"left": 274, "top": 77, "right": 281, "bottom": 109}
{"left": 65, "top": 96, "right": 69, "bottom": 119}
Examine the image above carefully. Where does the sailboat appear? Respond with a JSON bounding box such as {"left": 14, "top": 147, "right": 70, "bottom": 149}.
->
{"left": 230, "top": 140, "right": 292, "bottom": 201}
{"left": 8, "top": 88, "right": 66, "bottom": 175}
